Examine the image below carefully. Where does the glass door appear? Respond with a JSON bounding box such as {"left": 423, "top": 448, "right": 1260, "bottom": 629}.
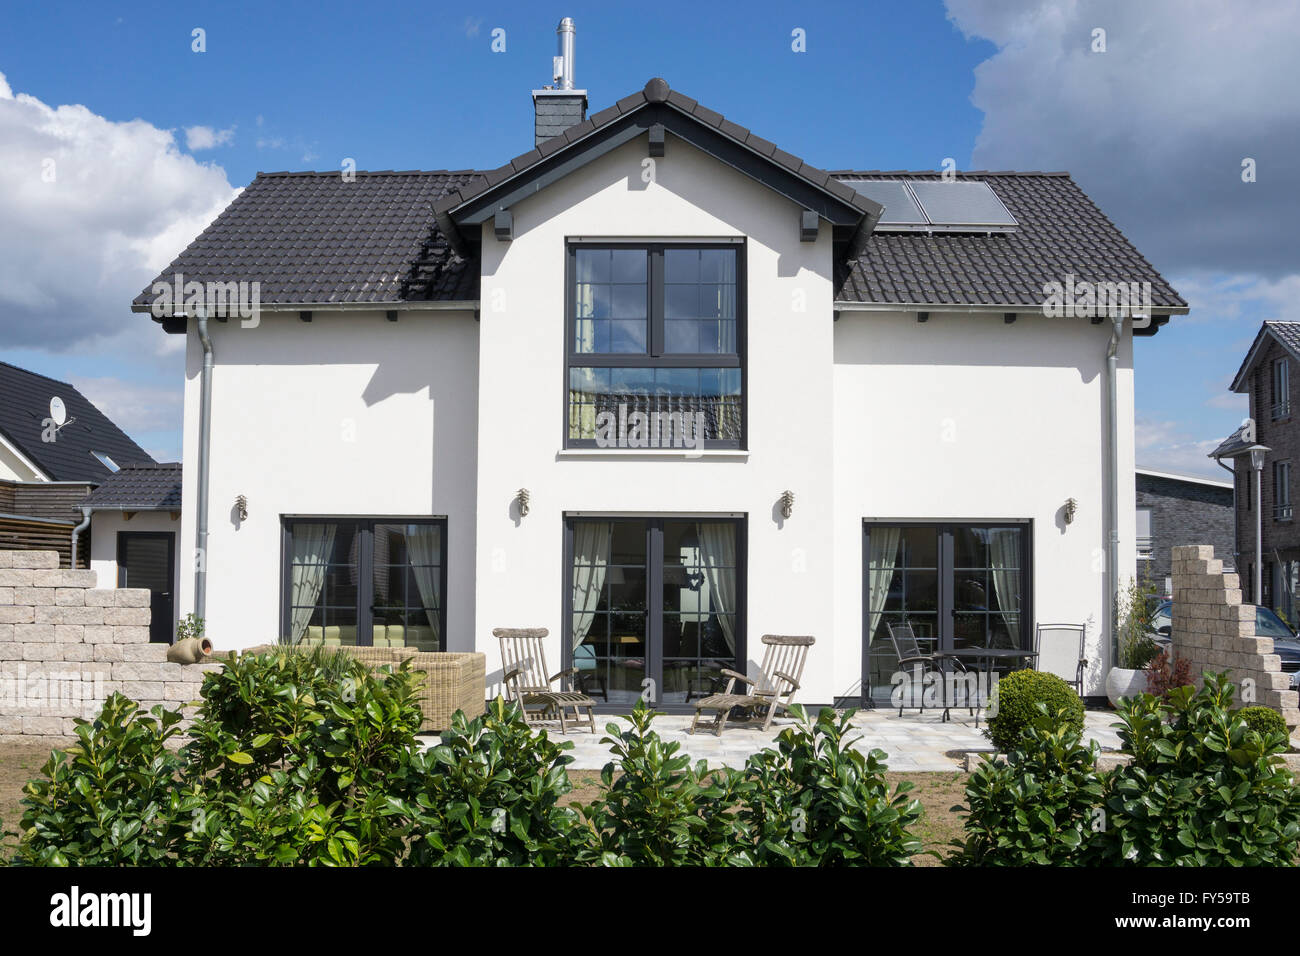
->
{"left": 863, "top": 522, "right": 1029, "bottom": 705}
{"left": 566, "top": 517, "right": 744, "bottom": 711}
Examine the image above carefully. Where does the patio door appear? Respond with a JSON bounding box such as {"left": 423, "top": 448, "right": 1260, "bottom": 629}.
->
{"left": 565, "top": 517, "right": 745, "bottom": 711}
{"left": 862, "top": 522, "right": 1031, "bottom": 705}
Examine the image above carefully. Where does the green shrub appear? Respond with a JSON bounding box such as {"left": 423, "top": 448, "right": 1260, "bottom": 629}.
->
{"left": 404, "top": 698, "right": 587, "bottom": 866}
{"left": 985, "top": 670, "right": 1084, "bottom": 754}
{"left": 1237, "top": 705, "right": 1289, "bottom": 744}
{"left": 11, "top": 695, "right": 191, "bottom": 866}
{"left": 952, "top": 705, "right": 1103, "bottom": 865}
{"left": 1117, "top": 573, "right": 1162, "bottom": 670}
{"left": 1098, "top": 673, "right": 1300, "bottom": 865}
{"left": 740, "top": 706, "right": 923, "bottom": 866}
{"left": 577, "top": 701, "right": 751, "bottom": 866}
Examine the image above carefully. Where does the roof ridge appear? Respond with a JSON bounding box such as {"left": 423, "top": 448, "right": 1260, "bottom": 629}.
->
{"left": 828, "top": 170, "right": 1072, "bottom": 178}
{"left": 255, "top": 169, "right": 484, "bottom": 178}
{"left": 0, "top": 360, "right": 73, "bottom": 390}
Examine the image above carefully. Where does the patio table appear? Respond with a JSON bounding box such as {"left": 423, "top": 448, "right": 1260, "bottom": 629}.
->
{"left": 930, "top": 647, "right": 1039, "bottom": 726}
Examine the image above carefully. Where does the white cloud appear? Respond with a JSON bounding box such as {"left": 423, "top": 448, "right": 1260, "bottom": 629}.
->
{"left": 1136, "top": 416, "right": 1237, "bottom": 480}
{"left": 0, "top": 70, "right": 239, "bottom": 351}
{"left": 69, "top": 375, "right": 182, "bottom": 437}
{"left": 945, "top": 0, "right": 1300, "bottom": 278}
{"left": 184, "top": 124, "right": 235, "bottom": 151}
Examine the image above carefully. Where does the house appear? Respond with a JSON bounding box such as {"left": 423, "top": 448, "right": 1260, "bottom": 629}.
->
{"left": 0, "top": 361, "right": 156, "bottom": 567}
{"left": 1134, "top": 467, "right": 1234, "bottom": 598}
{"left": 131, "top": 22, "right": 1186, "bottom": 705}
{"left": 1214, "top": 321, "right": 1300, "bottom": 624}
{"left": 81, "top": 463, "right": 183, "bottom": 643}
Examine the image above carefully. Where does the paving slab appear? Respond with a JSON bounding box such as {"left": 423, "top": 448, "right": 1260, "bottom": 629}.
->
{"left": 424, "top": 707, "right": 1124, "bottom": 772}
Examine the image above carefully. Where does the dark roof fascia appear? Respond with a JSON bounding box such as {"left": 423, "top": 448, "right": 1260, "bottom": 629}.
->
{"left": 1229, "top": 323, "right": 1300, "bottom": 393}
{"left": 439, "top": 100, "right": 879, "bottom": 247}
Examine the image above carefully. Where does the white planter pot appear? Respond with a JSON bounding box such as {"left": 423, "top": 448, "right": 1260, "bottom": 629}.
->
{"left": 1105, "top": 667, "right": 1149, "bottom": 708}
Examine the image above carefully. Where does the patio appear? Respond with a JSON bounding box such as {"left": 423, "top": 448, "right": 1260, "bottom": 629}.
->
{"left": 424, "top": 707, "right": 1125, "bottom": 772}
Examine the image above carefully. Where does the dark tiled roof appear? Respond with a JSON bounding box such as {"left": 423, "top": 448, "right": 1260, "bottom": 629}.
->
{"left": 434, "top": 78, "right": 880, "bottom": 222}
{"left": 1210, "top": 423, "right": 1254, "bottom": 459}
{"left": 831, "top": 171, "right": 1185, "bottom": 309}
{"left": 82, "top": 462, "right": 182, "bottom": 511}
{"left": 1230, "top": 321, "right": 1300, "bottom": 393}
{"left": 0, "top": 363, "right": 156, "bottom": 482}
{"left": 133, "top": 171, "right": 483, "bottom": 309}
{"left": 133, "top": 85, "right": 1184, "bottom": 317}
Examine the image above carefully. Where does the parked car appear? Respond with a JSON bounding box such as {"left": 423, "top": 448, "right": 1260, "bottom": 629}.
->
{"left": 1152, "top": 600, "right": 1300, "bottom": 690}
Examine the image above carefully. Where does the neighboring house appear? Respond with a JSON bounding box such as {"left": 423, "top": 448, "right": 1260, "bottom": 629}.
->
{"left": 1134, "top": 467, "right": 1234, "bottom": 597}
{"left": 82, "top": 463, "right": 183, "bottom": 643}
{"left": 133, "top": 34, "right": 1186, "bottom": 704}
{"left": 0, "top": 361, "right": 156, "bottom": 566}
{"left": 1215, "top": 321, "right": 1300, "bottom": 623}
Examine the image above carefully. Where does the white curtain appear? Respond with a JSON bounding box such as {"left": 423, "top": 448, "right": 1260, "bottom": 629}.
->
{"left": 290, "top": 524, "right": 337, "bottom": 644}
{"left": 866, "top": 528, "right": 901, "bottom": 646}
{"left": 407, "top": 525, "right": 442, "bottom": 644}
{"left": 571, "top": 522, "right": 611, "bottom": 651}
{"left": 989, "top": 529, "right": 1021, "bottom": 649}
{"left": 699, "top": 522, "right": 736, "bottom": 653}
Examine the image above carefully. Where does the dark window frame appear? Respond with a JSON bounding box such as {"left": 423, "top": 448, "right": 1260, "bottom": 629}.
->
{"left": 563, "top": 241, "right": 747, "bottom": 450}
{"left": 1273, "top": 357, "right": 1291, "bottom": 421}
{"left": 279, "top": 516, "right": 449, "bottom": 648}
{"left": 860, "top": 519, "right": 1034, "bottom": 706}
{"left": 561, "top": 514, "right": 748, "bottom": 714}
{"left": 1275, "top": 460, "right": 1293, "bottom": 521}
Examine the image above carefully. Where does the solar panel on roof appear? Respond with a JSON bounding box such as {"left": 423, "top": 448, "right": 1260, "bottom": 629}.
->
{"left": 907, "top": 181, "right": 1017, "bottom": 228}
{"left": 843, "top": 180, "right": 927, "bottom": 225}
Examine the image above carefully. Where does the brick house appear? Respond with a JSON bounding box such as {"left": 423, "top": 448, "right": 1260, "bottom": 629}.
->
{"left": 1216, "top": 321, "right": 1300, "bottom": 623}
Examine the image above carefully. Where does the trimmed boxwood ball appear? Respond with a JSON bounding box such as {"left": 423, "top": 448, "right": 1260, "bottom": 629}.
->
{"left": 986, "top": 670, "right": 1084, "bottom": 753}
{"left": 1237, "top": 705, "right": 1289, "bottom": 742}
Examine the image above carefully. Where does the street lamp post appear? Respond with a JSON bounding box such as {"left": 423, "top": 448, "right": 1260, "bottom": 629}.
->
{"left": 1251, "top": 446, "right": 1269, "bottom": 604}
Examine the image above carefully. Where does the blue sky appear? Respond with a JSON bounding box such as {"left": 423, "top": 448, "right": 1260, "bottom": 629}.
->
{"left": 1, "top": 0, "right": 1295, "bottom": 475}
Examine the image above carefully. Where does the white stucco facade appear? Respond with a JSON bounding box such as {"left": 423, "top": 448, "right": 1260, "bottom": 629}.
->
{"left": 172, "top": 132, "right": 1138, "bottom": 700}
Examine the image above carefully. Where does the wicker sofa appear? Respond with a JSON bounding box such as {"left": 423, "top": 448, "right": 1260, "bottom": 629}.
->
{"left": 241, "top": 643, "right": 486, "bottom": 732}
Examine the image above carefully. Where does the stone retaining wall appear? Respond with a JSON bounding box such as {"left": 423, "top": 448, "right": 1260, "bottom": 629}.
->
{"left": 1170, "top": 544, "right": 1299, "bottom": 727}
{"left": 0, "top": 549, "right": 218, "bottom": 740}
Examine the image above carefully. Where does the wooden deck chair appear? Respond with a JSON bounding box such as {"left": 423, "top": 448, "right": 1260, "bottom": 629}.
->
{"left": 494, "top": 627, "right": 597, "bottom": 733}
{"left": 688, "top": 634, "right": 814, "bottom": 736}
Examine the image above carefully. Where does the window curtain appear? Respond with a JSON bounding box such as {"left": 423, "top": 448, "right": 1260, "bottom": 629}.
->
{"left": 406, "top": 525, "right": 442, "bottom": 644}
{"left": 571, "top": 522, "right": 611, "bottom": 651}
{"left": 289, "top": 524, "right": 337, "bottom": 644}
{"left": 699, "top": 522, "right": 736, "bottom": 653}
{"left": 715, "top": 253, "right": 737, "bottom": 352}
{"left": 989, "top": 529, "right": 1021, "bottom": 649}
{"left": 866, "top": 528, "right": 901, "bottom": 646}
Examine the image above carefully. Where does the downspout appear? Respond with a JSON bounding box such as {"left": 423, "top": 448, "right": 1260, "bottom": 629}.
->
{"left": 1105, "top": 314, "right": 1124, "bottom": 668}
{"left": 195, "top": 308, "right": 214, "bottom": 620}
{"left": 70, "top": 505, "right": 91, "bottom": 568}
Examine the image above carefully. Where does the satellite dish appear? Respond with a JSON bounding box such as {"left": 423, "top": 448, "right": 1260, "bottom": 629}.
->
{"left": 49, "top": 397, "right": 66, "bottom": 426}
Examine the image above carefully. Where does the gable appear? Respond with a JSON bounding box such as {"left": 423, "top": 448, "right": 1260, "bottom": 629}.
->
{"left": 1231, "top": 322, "right": 1300, "bottom": 393}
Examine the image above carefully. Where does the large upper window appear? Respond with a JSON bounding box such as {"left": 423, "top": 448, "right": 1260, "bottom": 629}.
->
{"left": 281, "top": 518, "right": 446, "bottom": 651}
{"left": 566, "top": 243, "right": 744, "bottom": 449}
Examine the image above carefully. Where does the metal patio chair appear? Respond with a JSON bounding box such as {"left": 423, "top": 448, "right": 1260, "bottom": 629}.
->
{"left": 495, "top": 627, "right": 597, "bottom": 733}
{"left": 688, "top": 634, "right": 815, "bottom": 736}
{"left": 1034, "top": 623, "right": 1088, "bottom": 694}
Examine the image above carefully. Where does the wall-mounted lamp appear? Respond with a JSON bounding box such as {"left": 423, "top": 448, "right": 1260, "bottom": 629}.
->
{"left": 516, "top": 488, "right": 530, "bottom": 518}
{"left": 1063, "top": 497, "right": 1077, "bottom": 524}
{"left": 780, "top": 490, "right": 795, "bottom": 519}
{"left": 235, "top": 494, "right": 248, "bottom": 521}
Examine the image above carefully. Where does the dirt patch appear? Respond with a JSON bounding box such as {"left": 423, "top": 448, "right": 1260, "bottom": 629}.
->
{"left": 0, "top": 741, "right": 65, "bottom": 855}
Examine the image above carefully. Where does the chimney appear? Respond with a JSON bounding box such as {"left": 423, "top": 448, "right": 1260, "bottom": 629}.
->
{"left": 532, "top": 17, "right": 587, "bottom": 147}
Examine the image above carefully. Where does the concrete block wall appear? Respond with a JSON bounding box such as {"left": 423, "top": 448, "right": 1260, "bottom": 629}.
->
{"left": 0, "top": 550, "right": 220, "bottom": 740}
{"left": 1170, "top": 544, "right": 1300, "bottom": 726}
